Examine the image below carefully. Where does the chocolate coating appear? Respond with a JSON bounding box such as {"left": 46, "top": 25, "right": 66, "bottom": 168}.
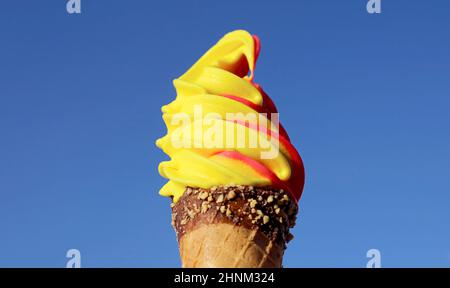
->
{"left": 171, "top": 185, "right": 298, "bottom": 248}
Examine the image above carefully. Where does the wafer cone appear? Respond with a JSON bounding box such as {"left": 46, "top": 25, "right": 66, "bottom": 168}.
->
{"left": 171, "top": 186, "right": 297, "bottom": 268}
{"left": 179, "top": 222, "right": 283, "bottom": 268}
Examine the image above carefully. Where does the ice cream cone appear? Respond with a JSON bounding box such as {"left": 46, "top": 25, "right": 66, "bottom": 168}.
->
{"left": 171, "top": 185, "right": 297, "bottom": 268}
{"left": 179, "top": 222, "right": 283, "bottom": 268}
{"left": 157, "top": 30, "right": 305, "bottom": 268}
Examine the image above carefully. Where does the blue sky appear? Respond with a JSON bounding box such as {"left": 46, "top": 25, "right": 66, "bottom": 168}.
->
{"left": 0, "top": 0, "right": 449, "bottom": 267}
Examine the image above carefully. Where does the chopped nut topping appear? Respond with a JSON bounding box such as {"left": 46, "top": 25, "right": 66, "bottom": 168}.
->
{"left": 263, "top": 215, "right": 270, "bottom": 224}
{"left": 216, "top": 194, "right": 224, "bottom": 203}
{"left": 227, "top": 190, "right": 236, "bottom": 200}
{"left": 171, "top": 213, "right": 176, "bottom": 226}
{"left": 199, "top": 191, "right": 209, "bottom": 200}
{"left": 201, "top": 202, "right": 209, "bottom": 213}
{"left": 187, "top": 209, "right": 196, "bottom": 219}
{"left": 267, "top": 195, "right": 274, "bottom": 203}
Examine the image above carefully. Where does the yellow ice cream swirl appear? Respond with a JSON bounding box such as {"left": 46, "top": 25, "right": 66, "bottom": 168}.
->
{"left": 156, "top": 30, "right": 304, "bottom": 203}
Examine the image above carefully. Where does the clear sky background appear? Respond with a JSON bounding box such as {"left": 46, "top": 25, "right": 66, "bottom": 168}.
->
{"left": 1, "top": 0, "right": 449, "bottom": 267}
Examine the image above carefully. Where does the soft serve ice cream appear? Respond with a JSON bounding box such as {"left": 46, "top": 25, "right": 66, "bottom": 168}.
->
{"left": 156, "top": 30, "right": 304, "bottom": 203}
